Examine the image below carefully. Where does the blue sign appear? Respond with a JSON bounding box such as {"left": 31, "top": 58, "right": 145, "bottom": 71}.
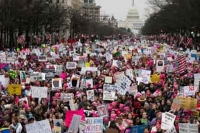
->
{"left": 130, "top": 125, "right": 147, "bottom": 133}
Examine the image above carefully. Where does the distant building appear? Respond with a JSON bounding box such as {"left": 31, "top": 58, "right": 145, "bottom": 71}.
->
{"left": 51, "top": 0, "right": 83, "bottom": 9}
{"left": 82, "top": 0, "right": 101, "bottom": 21}
{"left": 117, "top": 0, "right": 144, "bottom": 34}
{"left": 100, "top": 15, "right": 118, "bottom": 28}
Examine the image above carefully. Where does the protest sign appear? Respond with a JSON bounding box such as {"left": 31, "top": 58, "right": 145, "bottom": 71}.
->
{"left": 179, "top": 123, "right": 198, "bottom": 133}
{"left": 156, "top": 60, "right": 164, "bottom": 72}
{"left": 20, "top": 71, "right": 26, "bottom": 84}
{"left": 130, "top": 125, "right": 147, "bottom": 133}
{"left": 60, "top": 93, "right": 73, "bottom": 101}
{"left": 65, "top": 109, "right": 85, "bottom": 127}
{"left": 86, "top": 90, "right": 95, "bottom": 101}
{"left": 126, "top": 69, "right": 134, "bottom": 80}
{"left": 31, "top": 86, "right": 48, "bottom": 98}
{"left": 180, "top": 86, "right": 195, "bottom": 96}
{"left": 178, "top": 98, "right": 197, "bottom": 110}
{"left": 68, "top": 114, "right": 82, "bottom": 133}
{"left": 171, "top": 98, "right": 181, "bottom": 112}
{"left": 8, "top": 84, "right": 22, "bottom": 95}
{"left": 70, "top": 74, "right": 80, "bottom": 88}
{"left": 66, "top": 62, "right": 77, "bottom": 69}
{"left": 30, "top": 72, "right": 43, "bottom": 82}
{"left": 103, "top": 91, "right": 116, "bottom": 101}
{"left": 104, "top": 76, "right": 112, "bottom": 84}
{"left": 97, "top": 105, "right": 108, "bottom": 117}
{"left": 45, "top": 65, "right": 56, "bottom": 73}
{"left": 52, "top": 78, "right": 62, "bottom": 90}
{"left": 25, "top": 119, "right": 51, "bottom": 133}
{"left": 55, "top": 65, "right": 63, "bottom": 74}
{"left": 85, "top": 117, "right": 103, "bottom": 133}
{"left": 53, "top": 119, "right": 63, "bottom": 127}
{"left": 103, "top": 84, "right": 117, "bottom": 91}
{"left": 0, "top": 75, "right": 5, "bottom": 87}
{"left": 38, "top": 55, "right": 47, "bottom": 62}
{"left": 161, "top": 112, "right": 176, "bottom": 130}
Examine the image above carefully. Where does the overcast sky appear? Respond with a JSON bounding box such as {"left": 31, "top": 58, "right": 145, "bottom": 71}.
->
{"left": 96, "top": 0, "right": 149, "bottom": 21}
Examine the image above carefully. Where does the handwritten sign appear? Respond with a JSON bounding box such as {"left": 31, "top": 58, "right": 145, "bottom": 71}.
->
{"left": 85, "top": 117, "right": 103, "bottom": 133}
{"left": 97, "top": 105, "right": 108, "bottom": 117}
{"left": 25, "top": 119, "right": 51, "bottom": 133}
{"left": 66, "top": 62, "right": 77, "bottom": 69}
{"left": 8, "top": 84, "right": 22, "bottom": 95}
{"left": 161, "top": 112, "right": 176, "bottom": 130}
{"left": 31, "top": 86, "right": 48, "bottom": 98}
{"left": 60, "top": 93, "right": 73, "bottom": 101}
{"left": 179, "top": 123, "right": 198, "bottom": 133}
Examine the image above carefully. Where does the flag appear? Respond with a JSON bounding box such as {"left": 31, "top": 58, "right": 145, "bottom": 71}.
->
{"left": 176, "top": 55, "right": 186, "bottom": 74}
{"left": 179, "top": 36, "right": 184, "bottom": 44}
{"left": 187, "top": 37, "right": 193, "bottom": 45}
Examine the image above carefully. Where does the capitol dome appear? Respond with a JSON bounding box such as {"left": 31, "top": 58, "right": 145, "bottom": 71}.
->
{"left": 127, "top": 8, "right": 140, "bottom": 20}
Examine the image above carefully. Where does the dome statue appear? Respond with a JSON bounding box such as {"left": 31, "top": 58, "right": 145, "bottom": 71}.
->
{"left": 127, "top": 8, "right": 140, "bottom": 20}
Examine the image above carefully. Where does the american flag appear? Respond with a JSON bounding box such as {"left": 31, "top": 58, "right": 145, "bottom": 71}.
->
{"left": 179, "top": 36, "right": 184, "bottom": 44}
{"left": 187, "top": 37, "right": 193, "bottom": 45}
{"left": 176, "top": 55, "right": 186, "bottom": 74}
{"left": 17, "top": 35, "right": 25, "bottom": 44}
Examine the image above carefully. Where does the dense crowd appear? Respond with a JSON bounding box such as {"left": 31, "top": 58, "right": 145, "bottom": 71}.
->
{"left": 0, "top": 39, "right": 199, "bottom": 133}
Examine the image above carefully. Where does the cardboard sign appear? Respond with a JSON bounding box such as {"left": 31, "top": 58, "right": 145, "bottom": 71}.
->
{"left": 31, "top": 86, "right": 48, "bottom": 98}
{"left": 8, "top": 84, "right": 22, "bottom": 95}
{"left": 161, "top": 112, "right": 176, "bottom": 130}
{"left": 30, "top": 72, "right": 43, "bottom": 82}
{"left": 25, "top": 119, "right": 51, "bottom": 133}
{"left": 66, "top": 62, "right": 77, "bottom": 69}
{"left": 85, "top": 117, "right": 103, "bottom": 133}
{"left": 52, "top": 78, "right": 62, "bottom": 90}
{"left": 178, "top": 98, "right": 197, "bottom": 110}
{"left": 68, "top": 115, "right": 82, "bottom": 133}
{"left": 86, "top": 90, "right": 95, "bottom": 101}
{"left": 97, "top": 105, "right": 108, "bottom": 117}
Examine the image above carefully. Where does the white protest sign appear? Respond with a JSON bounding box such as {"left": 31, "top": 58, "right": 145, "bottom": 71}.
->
{"left": 97, "top": 105, "right": 108, "bottom": 117}
{"left": 25, "top": 119, "right": 51, "bottom": 133}
{"left": 81, "top": 67, "right": 98, "bottom": 74}
{"left": 31, "top": 86, "right": 48, "bottom": 98}
{"left": 38, "top": 55, "right": 47, "bottom": 62}
{"left": 85, "top": 117, "right": 103, "bottom": 133}
{"left": 103, "top": 91, "right": 116, "bottom": 101}
{"left": 86, "top": 90, "right": 95, "bottom": 101}
{"left": 126, "top": 69, "right": 134, "bottom": 80}
{"left": 52, "top": 78, "right": 62, "bottom": 90}
{"left": 161, "top": 112, "right": 176, "bottom": 130}
{"left": 30, "top": 72, "right": 43, "bottom": 82}
{"left": 55, "top": 65, "right": 63, "bottom": 73}
{"left": 68, "top": 114, "right": 82, "bottom": 133}
{"left": 60, "top": 93, "right": 73, "bottom": 101}
{"left": 179, "top": 123, "right": 198, "bottom": 133}
{"left": 66, "top": 62, "right": 77, "bottom": 69}
{"left": 104, "top": 76, "right": 112, "bottom": 84}
{"left": 180, "top": 86, "right": 195, "bottom": 96}
{"left": 103, "top": 84, "right": 118, "bottom": 91}
{"left": 0, "top": 75, "right": 6, "bottom": 87}
{"left": 0, "top": 52, "right": 6, "bottom": 63}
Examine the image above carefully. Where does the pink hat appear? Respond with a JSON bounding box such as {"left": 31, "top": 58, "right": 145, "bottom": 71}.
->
{"left": 110, "top": 114, "right": 117, "bottom": 120}
{"left": 124, "top": 106, "right": 130, "bottom": 111}
{"left": 55, "top": 92, "right": 60, "bottom": 98}
{"left": 111, "top": 101, "right": 117, "bottom": 106}
{"left": 103, "top": 117, "right": 109, "bottom": 122}
{"left": 119, "top": 104, "right": 125, "bottom": 109}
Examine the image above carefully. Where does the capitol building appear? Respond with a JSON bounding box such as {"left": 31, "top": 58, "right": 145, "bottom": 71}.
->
{"left": 118, "top": 2, "right": 144, "bottom": 35}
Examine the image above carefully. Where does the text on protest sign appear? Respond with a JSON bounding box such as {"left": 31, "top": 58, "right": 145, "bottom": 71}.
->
{"left": 85, "top": 117, "right": 103, "bottom": 133}
{"left": 25, "top": 119, "right": 51, "bottom": 133}
{"left": 66, "top": 62, "right": 77, "bottom": 69}
{"left": 31, "top": 86, "right": 48, "bottom": 98}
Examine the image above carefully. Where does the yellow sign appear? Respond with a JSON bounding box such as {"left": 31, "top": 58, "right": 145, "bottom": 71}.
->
{"left": 8, "top": 84, "right": 22, "bottom": 95}
{"left": 85, "top": 62, "right": 90, "bottom": 67}
{"left": 178, "top": 98, "right": 197, "bottom": 110}
{"left": 125, "top": 54, "right": 132, "bottom": 60}
{"left": 151, "top": 74, "right": 160, "bottom": 83}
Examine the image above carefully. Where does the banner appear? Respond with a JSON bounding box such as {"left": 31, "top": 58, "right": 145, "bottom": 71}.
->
{"left": 25, "top": 119, "right": 51, "bottom": 133}
{"left": 8, "top": 84, "right": 22, "bottom": 95}
{"left": 31, "top": 86, "right": 48, "bottom": 98}
{"left": 85, "top": 117, "right": 103, "bottom": 133}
